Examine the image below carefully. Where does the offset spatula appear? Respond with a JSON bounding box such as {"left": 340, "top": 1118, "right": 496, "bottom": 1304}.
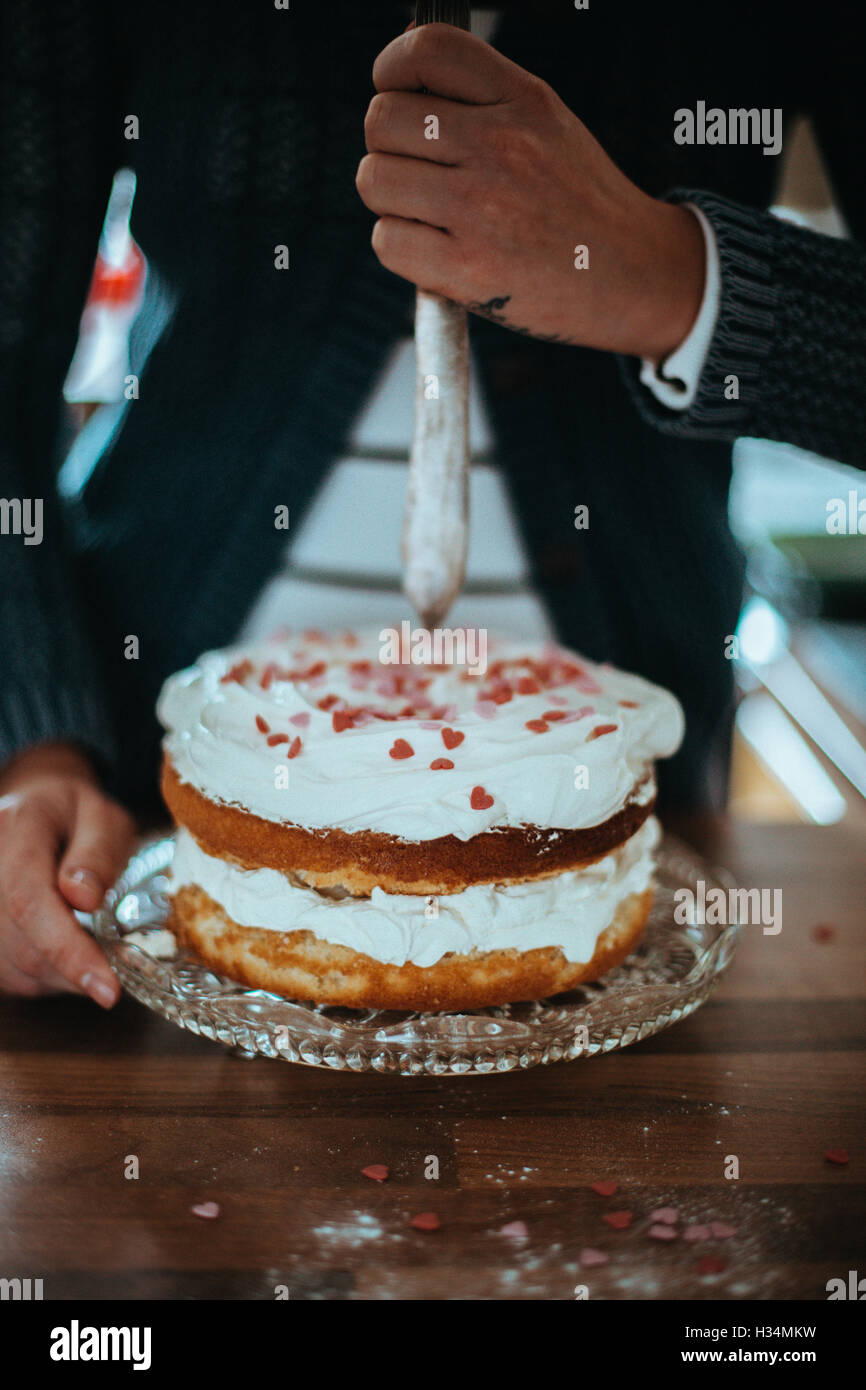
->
{"left": 402, "top": 0, "right": 472, "bottom": 629}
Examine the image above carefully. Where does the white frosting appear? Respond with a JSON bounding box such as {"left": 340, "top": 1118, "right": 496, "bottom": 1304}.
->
{"left": 168, "top": 818, "right": 661, "bottom": 968}
{"left": 157, "top": 628, "right": 684, "bottom": 841}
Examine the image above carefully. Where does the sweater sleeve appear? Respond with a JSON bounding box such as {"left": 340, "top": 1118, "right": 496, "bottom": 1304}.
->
{"left": 0, "top": 0, "right": 127, "bottom": 775}
{"left": 617, "top": 186, "right": 866, "bottom": 471}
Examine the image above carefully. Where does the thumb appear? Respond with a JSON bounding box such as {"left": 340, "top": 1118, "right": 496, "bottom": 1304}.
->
{"left": 58, "top": 788, "right": 137, "bottom": 913}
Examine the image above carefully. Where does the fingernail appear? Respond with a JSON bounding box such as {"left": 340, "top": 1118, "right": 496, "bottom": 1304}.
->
{"left": 67, "top": 868, "right": 102, "bottom": 896}
{"left": 80, "top": 972, "right": 118, "bottom": 1008}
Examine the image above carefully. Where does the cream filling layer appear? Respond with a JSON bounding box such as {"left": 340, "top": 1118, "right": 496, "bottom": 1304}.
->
{"left": 167, "top": 817, "right": 660, "bottom": 969}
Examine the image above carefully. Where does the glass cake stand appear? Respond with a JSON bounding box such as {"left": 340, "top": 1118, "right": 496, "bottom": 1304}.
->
{"left": 89, "top": 836, "right": 741, "bottom": 1076}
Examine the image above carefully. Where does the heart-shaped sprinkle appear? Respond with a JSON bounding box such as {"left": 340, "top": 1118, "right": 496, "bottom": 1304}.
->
{"left": 419, "top": 720, "right": 444, "bottom": 730}
{"left": 499, "top": 1220, "right": 529, "bottom": 1240}
{"left": 361, "top": 1164, "right": 389, "bottom": 1182}
{"left": 470, "top": 786, "right": 494, "bottom": 810}
{"left": 191, "top": 1201, "right": 220, "bottom": 1220}
{"left": 266, "top": 733, "right": 289, "bottom": 746}
{"left": 289, "top": 712, "right": 310, "bottom": 727}
{"left": 221, "top": 659, "right": 253, "bottom": 685}
{"left": 430, "top": 758, "right": 454, "bottom": 770}
{"left": 619, "top": 699, "right": 640, "bottom": 708}
{"left": 591, "top": 1179, "right": 618, "bottom": 1197}
{"left": 409, "top": 1211, "right": 441, "bottom": 1231}
{"left": 825, "top": 1147, "right": 849, "bottom": 1164}
{"left": 525, "top": 719, "right": 549, "bottom": 733}
{"left": 287, "top": 736, "right": 302, "bottom": 759}
{"left": 649, "top": 1224, "right": 677, "bottom": 1240}
{"left": 441, "top": 727, "right": 464, "bottom": 750}
{"left": 649, "top": 1206, "right": 678, "bottom": 1224}
{"left": 389, "top": 738, "right": 414, "bottom": 760}
{"left": 255, "top": 715, "right": 270, "bottom": 734}
{"left": 683, "top": 1225, "right": 712, "bottom": 1242}
{"left": 710, "top": 1221, "right": 737, "bottom": 1239}
{"left": 543, "top": 710, "right": 566, "bottom": 721}
{"left": 579, "top": 1248, "right": 609, "bottom": 1267}
{"left": 474, "top": 700, "right": 498, "bottom": 720}
{"left": 516, "top": 677, "right": 540, "bottom": 695}
{"left": 813, "top": 924, "right": 836, "bottom": 941}
{"left": 603, "top": 1210, "right": 632, "bottom": 1230}
{"left": 697, "top": 1255, "right": 726, "bottom": 1275}
{"left": 332, "top": 710, "right": 354, "bottom": 733}
{"left": 587, "top": 723, "right": 618, "bottom": 741}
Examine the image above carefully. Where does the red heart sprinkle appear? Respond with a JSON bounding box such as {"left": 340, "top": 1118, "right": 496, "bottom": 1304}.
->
{"left": 813, "top": 924, "right": 836, "bottom": 942}
{"left": 543, "top": 710, "right": 566, "bottom": 721}
{"left": 650, "top": 1206, "right": 679, "bottom": 1224}
{"left": 430, "top": 758, "right": 454, "bottom": 770}
{"left": 409, "top": 1211, "right": 440, "bottom": 1231}
{"left": 649, "top": 1224, "right": 677, "bottom": 1241}
{"left": 709, "top": 1221, "right": 737, "bottom": 1239}
{"left": 255, "top": 715, "right": 270, "bottom": 734}
{"left": 491, "top": 686, "right": 512, "bottom": 705}
{"left": 287, "top": 736, "right": 302, "bottom": 759}
{"left": 441, "top": 727, "right": 464, "bottom": 750}
{"left": 361, "top": 1164, "right": 389, "bottom": 1182}
{"left": 587, "top": 723, "right": 618, "bottom": 741}
{"left": 318, "top": 693, "right": 340, "bottom": 711}
{"left": 470, "top": 786, "right": 494, "bottom": 810}
{"left": 619, "top": 699, "right": 640, "bottom": 708}
{"left": 499, "top": 1220, "right": 528, "bottom": 1239}
{"left": 221, "top": 660, "right": 253, "bottom": 685}
{"left": 579, "top": 1247, "right": 609, "bottom": 1268}
{"left": 684, "top": 1225, "right": 711, "bottom": 1242}
{"left": 289, "top": 712, "right": 310, "bottom": 727}
{"left": 525, "top": 719, "right": 549, "bottom": 733}
{"left": 332, "top": 710, "right": 353, "bottom": 733}
{"left": 266, "top": 733, "right": 289, "bottom": 746}
{"left": 603, "top": 1210, "right": 632, "bottom": 1230}
{"left": 825, "top": 1148, "right": 849, "bottom": 1165}
{"left": 389, "top": 739, "right": 414, "bottom": 760}
{"left": 516, "top": 677, "right": 540, "bottom": 695}
{"left": 591, "top": 1180, "right": 618, "bottom": 1197}
{"left": 190, "top": 1201, "right": 220, "bottom": 1220}
{"left": 697, "top": 1255, "right": 726, "bottom": 1275}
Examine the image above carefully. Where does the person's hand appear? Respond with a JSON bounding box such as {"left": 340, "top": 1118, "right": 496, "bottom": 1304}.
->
{"left": 0, "top": 743, "right": 135, "bottom": 1005}
{"left": 358, "top": 24, "right": 705, "bottom": 362}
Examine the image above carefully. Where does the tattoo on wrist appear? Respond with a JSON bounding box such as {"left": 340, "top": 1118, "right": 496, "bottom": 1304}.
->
{"left": 464, "top": 294, "right": 574, "bottom": 345}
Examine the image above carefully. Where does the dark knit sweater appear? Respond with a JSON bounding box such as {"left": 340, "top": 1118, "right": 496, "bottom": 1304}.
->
{"left": 1, "top": 0, "right": 864, "bottom": 816}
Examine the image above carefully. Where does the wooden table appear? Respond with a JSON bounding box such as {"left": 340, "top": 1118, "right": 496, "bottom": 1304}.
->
{"left": 1, "top": 818, "right": 863, "bottom": 1301}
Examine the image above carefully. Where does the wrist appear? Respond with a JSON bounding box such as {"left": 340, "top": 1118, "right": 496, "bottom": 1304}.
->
{"left": 0, "top": 741, "right": 99, "bottom": 792}
{"left": 626, "top": 199, "right": 706, "bottom": 363}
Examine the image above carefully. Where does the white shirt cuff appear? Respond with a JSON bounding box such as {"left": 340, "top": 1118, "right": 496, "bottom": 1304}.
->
{"left": 638, "top": 202, "right": 720, "bottom": 411}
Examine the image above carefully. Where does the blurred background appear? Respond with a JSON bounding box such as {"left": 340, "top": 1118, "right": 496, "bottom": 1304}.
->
{"left": 59, "top": 114, "right": 866, "bottom": 832}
